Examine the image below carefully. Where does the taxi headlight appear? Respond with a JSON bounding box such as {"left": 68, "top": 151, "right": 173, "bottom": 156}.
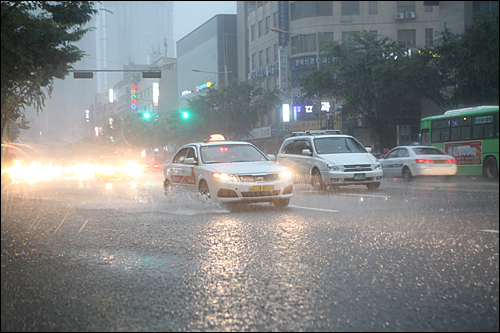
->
{"left": 280, "top": 169, "right": 292, "bottom": 179}
{"left": 373, "top": 163, "right": 381, "bottom": 170}
{"left": 124, "top": 162, "right": 141, "bottom": 175}
{"left": 327, "top": 163, "right": 343, "bottom": 171}
{"left": 213, "top": 172, "right": 239, "bottom": 182}
{"left": 103, "top": 165, "right": 115, "bottom": 175}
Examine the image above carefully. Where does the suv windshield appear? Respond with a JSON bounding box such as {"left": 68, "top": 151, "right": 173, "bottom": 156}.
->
{"left": 412, "top": 147, "right": 445, "bottom": 155}
{"left": 200, "top": 144, "right": 268, "bottom": 164}
{"left": 314, "top": 137, "right": 367, "bottom": 154}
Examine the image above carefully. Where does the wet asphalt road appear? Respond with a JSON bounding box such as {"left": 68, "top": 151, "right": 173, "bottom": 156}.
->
{"left": 1, "top": 173, "right": 498, "bottom": 331}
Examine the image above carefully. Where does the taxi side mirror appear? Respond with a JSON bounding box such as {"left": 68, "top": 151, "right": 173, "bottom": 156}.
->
{"left": 302, "top": 149, "right": 312, "bottom": 156}
{"left": 365, "top": 147, "right": 372, "bottom": 153}
{"left": 184, "top": 157, "right": 197, "bottom": 165}
{"left": 267, "top": 154, "right": 276, "bottom": 161}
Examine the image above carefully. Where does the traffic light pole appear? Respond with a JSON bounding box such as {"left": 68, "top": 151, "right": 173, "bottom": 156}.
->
{"left": 72, "top": 70, "right": 161, "bottom": 79}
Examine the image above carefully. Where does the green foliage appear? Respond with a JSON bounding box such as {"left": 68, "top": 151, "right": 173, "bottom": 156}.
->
{"left": 421, "top": 10, "right": 499, "bottom": 106}
{"left": 181, "top": 80, "right": 282, "bottom": 143}
{"left": 298, "top": 31, "right": 419, "bottom": 149}
{"left": 1, "top": 1, "right": 101, "bottom": 142}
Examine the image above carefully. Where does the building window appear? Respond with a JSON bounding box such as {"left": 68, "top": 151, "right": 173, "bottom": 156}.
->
{"left": 251, "top": 24, "right": 255, "bottom": 41}
{"left": 369, "top": 1, "right": 377, "bottom": 14}
{"left": 258, "top": 20, "right": 263, "bottom": 38}
{"left": 342, "top": 1, "right": 360, "bottom": 15}
{"left": 342, "top": 31, "right": 361, "bottom": 47}
{"left": 266, "top": 16, "right": 270, "bottom": 34}
{"left": 259, "top": 50, "right": 263, "bottom": 68}
{"left": 424, "top": 4, "right": 433, "bottom": 12}
{"left": 274, "top": 44, "right": 278, "bottom": 62}
{"left": 291, "top": 32, "right": 334, "bottom": 55}
{"left": 266, "top": 78, "right": 271, "bottom": 90}
{"left": 425, "top": 29, "right": 434, "bottom": 47}
{"left": 397, "top": 1, "right": 415, "bottom": 13}
{"left": 398, "top": 29, "right": 416, "bottom": 48}
{"left": 290, "top": 1, "right": 333, "bottom": 21}
{"left": 252, "top": 53, "right": 256, "bottom": 70}
{"left": 266, "top": 47, "right": 271, "bottom": 65}
{"left": 273, "top": 12, "right": 277, "bottom": 28}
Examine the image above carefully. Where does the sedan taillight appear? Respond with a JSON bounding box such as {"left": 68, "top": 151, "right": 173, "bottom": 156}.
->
{"left": 446, "top": 158, "right": 457, "bottom": 163}
{"left": 416, "top": 159, "right": 433, "bottom": 163}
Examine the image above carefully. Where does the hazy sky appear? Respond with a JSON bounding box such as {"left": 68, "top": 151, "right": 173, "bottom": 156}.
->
{"left": 173, "top": 1, "right": 237, "bottom": 56}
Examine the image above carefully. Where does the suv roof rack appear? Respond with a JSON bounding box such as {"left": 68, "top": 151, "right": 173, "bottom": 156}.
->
{"left": 291, "top": 130, "right": 343, "bottom": 137}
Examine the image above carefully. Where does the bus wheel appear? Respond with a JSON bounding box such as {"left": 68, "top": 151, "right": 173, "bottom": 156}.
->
{"left": 483, "top": 157, "right": 499, "bottom": 181}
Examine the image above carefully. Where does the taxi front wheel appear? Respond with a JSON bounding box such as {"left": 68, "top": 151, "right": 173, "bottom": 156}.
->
{"left": 273, "top": 198, "right": 290, "bottom": 208}
{"left": 199, "top": 180, "right": 211, "bottom": 199}
{"left": 164, "top": 180, "right": 172, "bottom": 196}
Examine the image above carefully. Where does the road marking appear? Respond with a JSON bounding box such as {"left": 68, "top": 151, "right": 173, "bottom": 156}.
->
{"left": 480, "top": 230, "right": 499, "bottom": 234}
{"left": 339, "top": 193, "right": 392, "bottom": 199}
{"left": 289, "top": 205, "right": 339, "bottom": 213}
{"left": 78, "top": 219, "right": 90, "bottom": 234}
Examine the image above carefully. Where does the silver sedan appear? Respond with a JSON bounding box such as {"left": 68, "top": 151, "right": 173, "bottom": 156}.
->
{"left": 378, "top": 146, "right": 457, "bottom": 181}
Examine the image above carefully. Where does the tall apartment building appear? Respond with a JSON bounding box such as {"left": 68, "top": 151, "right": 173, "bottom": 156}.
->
{"left": 237, "top": 1, "right": 440, "bottom": 153}
{"left": 21, "top": 1, "right": 175, "bottom": 144}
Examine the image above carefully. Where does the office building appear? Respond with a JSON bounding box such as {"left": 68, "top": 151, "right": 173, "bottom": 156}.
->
{"left": 176, "top": 15, "right": 238, "bottom": 108}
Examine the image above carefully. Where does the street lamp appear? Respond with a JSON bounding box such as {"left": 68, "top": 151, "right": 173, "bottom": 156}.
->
{"left": 192, "top": 67, "right": 232, "bottom": 87}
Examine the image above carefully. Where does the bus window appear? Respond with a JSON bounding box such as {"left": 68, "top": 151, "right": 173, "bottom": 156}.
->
{"left": 440, "top": 128, "right": 450, "bottom": 142}
{"left": 421, "top": 129, "right": 429, "bottom": 146}
{"left": 461, "top": 126, "right": 471, "bottom": 140}
{"left": 431, "top": 129, "right": 440, "bottom": 143}
{"left": 484, "top": 123, "right": 494, "bottom": 139}
{"left": 451, "top": 127, "right": 460, "bottom": 141}
{"left": 472, "top": 124, "right": 483, "bottom": 139}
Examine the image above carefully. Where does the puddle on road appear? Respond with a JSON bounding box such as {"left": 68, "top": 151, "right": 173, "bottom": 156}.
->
{"left": 75, "top": 186, "right": 230, "bottom": 215}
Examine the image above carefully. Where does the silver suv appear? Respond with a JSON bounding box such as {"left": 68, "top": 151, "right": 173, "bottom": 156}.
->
{"left": 277, "top": 130, "right": 383, "bottom": 190}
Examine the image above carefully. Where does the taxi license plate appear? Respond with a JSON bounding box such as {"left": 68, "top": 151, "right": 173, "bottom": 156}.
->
{"left": 433, "top": 160, "right": 445, "bottom": 164}
{"left": 250, "top": 185, "right": 274, "bottom": 192}
{"left": 354, "top": 173, "right": 366, "bottom": 180}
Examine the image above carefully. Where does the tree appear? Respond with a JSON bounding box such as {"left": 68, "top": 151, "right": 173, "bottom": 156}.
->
{"left": 297, "top": 31, "right": 424, "bottom": 150}
{"left": 1, "top": 1, "right": 101, "bottom": 143}
{"left": 421, "top": 10, "right": 499, "bottom": 107}
{"left": 181, "top": 80, "right": 282, "bottom": 143}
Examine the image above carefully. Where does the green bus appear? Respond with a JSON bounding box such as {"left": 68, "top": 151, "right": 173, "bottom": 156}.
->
{"left": 420, "top": 105, "right": 499, "bottom": 180}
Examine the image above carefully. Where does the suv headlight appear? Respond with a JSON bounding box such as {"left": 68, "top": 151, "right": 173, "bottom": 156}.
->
{"left": 373, "top": 163, "right": 381, "bottom": 170}
{"left": 213, "top": 172, "right": 239, "bottom": 182}
{"left": 280, "top": 169, "right": 292, "bottom": 179}
{"left": 327, "top": 163, "right": 343, "bottom": 171}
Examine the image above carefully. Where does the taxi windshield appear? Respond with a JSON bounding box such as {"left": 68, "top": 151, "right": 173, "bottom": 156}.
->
{"left": 200, "top": 144, "right": 268, "bottom": 164}
{"left": 314, "top": 137, "right": 367, "bottom": 154}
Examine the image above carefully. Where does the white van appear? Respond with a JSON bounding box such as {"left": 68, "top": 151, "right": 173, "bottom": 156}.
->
{"left": 277, "top": 130, "right": 383, "bottom": 190}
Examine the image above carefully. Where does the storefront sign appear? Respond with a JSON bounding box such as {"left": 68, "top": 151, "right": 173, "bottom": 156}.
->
{"left": 279, "top": 47, "right": 288, "bottom": 90}
{"left": 290, "top": 55, "right": 337, "bottom": 71}
{"left": 277, "top": 1, "right": 289, "bottom": 46}
{"left": 445, "top": 141, "right": 482, "bottom": 166}
{"left": 291, "top": 120, "right": 328, "bottom": 131}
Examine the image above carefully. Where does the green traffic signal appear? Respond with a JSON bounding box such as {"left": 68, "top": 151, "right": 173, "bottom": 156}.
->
{"left": 143, "top": 112, "right": 151, "bottom": 119}
{"left": 181, "top": 111, "right": 189, "bottom": 119}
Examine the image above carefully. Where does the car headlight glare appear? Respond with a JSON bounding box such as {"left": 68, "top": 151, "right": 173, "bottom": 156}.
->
{"left": 213, "top": 172, "right": 239, "bottom": 182}
{"left": 280, "top": 169, "right": 292, "bottom": 179}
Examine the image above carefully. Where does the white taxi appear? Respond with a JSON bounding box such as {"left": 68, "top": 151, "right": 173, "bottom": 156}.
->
{"left": 162, "top": 135, "right": 294, "bottom": 207}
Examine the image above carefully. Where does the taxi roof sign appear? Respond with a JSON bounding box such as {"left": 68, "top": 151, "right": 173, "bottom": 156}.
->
{"left": 209, "top": 134, "right": 225, "bottom": 142}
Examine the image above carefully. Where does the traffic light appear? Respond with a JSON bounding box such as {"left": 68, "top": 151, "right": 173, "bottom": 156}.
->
{"left": 181, "top": 111, "right": 190, "bottom": 119}
{"left": 143, "top": 111, "right": 151, "bottom": 119}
